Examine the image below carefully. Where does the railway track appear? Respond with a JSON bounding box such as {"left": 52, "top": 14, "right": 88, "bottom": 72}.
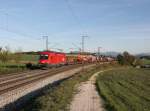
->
{"left": 0, "top": 64, "right": 86, "bottom": 95}
{"left": 0, "top": 65, "right": 82, "bottom": 83}
{"left": 0, "top": 64, "right": 96, "bottom": 110}
{"left": 0, "top": 70, "right": 49, "bottom": 83}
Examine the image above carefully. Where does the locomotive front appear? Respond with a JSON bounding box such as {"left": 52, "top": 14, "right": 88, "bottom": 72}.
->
{"left": 39, "top": 52, "right": 50, "bottom": 64}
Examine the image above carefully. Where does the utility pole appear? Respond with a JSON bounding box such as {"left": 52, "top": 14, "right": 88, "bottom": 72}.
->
{"left": 98, "top": 47, "right": 102, "bottom": 62}
{"left": 81, "top": 35, "right": 88, "bottom": 72}
{"left": 98, "top": 47, "right": 102, "bottom": 57}
{"left": 43, "top": 36, "right": 48, "bottom": 51}
{"left": 81, "top": 35, "right": 88, "bottom": 53}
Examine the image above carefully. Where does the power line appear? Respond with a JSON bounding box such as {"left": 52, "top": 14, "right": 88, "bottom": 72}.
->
{"left": 0, "top": 26, "right": 42, "bottom": 41}
{"left": 72, "top": 43, "right": 81, "bottom": 52}
{"left": 0, "top": 10, "right": 42, "bottom": 41}
{"left": 64, "top": 0, "right": 86, "bottom": 33}
{"left": 98, "top": 47, "right": 102, "bottom": 57}
{"left": 65, "top": 0, "right": 90, "bottom": 54}
{"left": 0, "top": 36, "right": 21, "bottom": 42}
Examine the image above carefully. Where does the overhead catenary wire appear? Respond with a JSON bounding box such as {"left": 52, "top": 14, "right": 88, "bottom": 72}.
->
{"left": 72, "top": 43, "right": 81, "bottom": 51}
{"left": 0, "top": 27, "right": 40, "bottom": 40}
{"left": 0, "top": 10, "right": 42, "bottom": 41}
{"left": 64, "top": 0, "right": 87, "bottom": 34}
{"left": 0, "top": 9, "right": 47, "bottom": 51}
{"left": 65, "top": 0, "right": 90, "bottom": 53}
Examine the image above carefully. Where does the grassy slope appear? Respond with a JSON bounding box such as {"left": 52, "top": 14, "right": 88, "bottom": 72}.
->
{"left": 19, "top": 64, "right": 118, "bottom": 111}
{"left": 96, "top": 68, "right": 150, "bottom": 111}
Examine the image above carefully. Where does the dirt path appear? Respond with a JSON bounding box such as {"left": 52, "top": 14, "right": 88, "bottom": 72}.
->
{"left": 70, "top": 71, "right": 106, "bottom": 111}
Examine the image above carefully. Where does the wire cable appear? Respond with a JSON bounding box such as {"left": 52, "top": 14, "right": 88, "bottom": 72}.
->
{"left": 64, "top": 0, "right": 87, "bottom": 34}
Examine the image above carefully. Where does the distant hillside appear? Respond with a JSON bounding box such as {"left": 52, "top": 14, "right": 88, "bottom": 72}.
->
{"left": 102, "top": 51, "right": 120, "bottom": 57}
{"left": 66, "top": 51, "right": 120, "bottom": 57}
{"left": 93, "top": 51, "right": 120, "bottom": 57}
{"left": 136, "top": 53, "right": 150, "bottom": 57}
{"left": 135, "top": 53, "right": 150, "bottom": 60}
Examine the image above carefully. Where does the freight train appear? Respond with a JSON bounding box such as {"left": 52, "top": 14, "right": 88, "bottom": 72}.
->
{"left": 38, "top": 51, "right": 97, "bottom": 67}
{"left": 26, "top": 51, "right": 115, "bottom": 69}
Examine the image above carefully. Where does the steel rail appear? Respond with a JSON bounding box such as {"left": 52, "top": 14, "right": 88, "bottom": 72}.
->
{"left": 0, "top": 64, "right": 85, "bottom": 95}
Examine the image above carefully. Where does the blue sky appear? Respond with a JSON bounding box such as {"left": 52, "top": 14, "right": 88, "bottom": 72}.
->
{"left": 0, "top": 0, "right": 150, "bottom": 54}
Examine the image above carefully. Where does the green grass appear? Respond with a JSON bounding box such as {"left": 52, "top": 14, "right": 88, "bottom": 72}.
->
{"left": 141, "top": 59, "right": 150, "bottom": 65}
{"left": 0, "top": 62, "right": 26, "bottom": 74}
{"left": 96, "top": 68, "right": 150, "bottom": 111}
{"left": 0, "top": 54, "right": 39, "bottom": 74}
{"left": 20, "top": 54, "right": 39, "bottom": 63}
{"left": 19, "top": 64, "right": 118, "bottom": 111}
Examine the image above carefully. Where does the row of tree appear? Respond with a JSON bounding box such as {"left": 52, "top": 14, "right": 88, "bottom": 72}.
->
{"left": 117, "top": 51, "right": 141, "bottom": 66}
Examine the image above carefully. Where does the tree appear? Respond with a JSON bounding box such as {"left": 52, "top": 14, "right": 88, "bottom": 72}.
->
{"left": 133, "top": 58, "right": 142, "bottom": 66}
{"left": 117, "top": 54, "right": 124, "bottom": 65}
{"left": 0, "top": 47, "right": 11, "bottom": 63}
{"left": 128, "top": 55, "right": 135, "bottom": 65}
{"left": 0, "top": 47, "right": 2, "bottom": 52}
{"left": 13, "top": 48, "right": 23, "bottom": 63}
{"left": 123, "top": 51, "right": 130, "bottom": 65}
{"left": 117, "top": 51, "right": 136, "bottom": 65}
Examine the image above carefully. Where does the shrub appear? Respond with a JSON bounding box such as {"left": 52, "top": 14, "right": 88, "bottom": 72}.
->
{"left": 117, "top": 51, "right": 136, "bottom": 66}
{"left": 0, "top": 47, "right": 12, "bottom": 63}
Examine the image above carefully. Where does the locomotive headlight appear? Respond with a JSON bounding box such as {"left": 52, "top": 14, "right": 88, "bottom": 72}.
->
{"left": 62, "top": 58, "right": 65, "bottom": 61}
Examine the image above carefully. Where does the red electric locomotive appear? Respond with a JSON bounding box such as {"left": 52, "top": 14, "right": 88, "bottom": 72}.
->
{"left": 39, "top": 51, "right": 66, "bottom": 67}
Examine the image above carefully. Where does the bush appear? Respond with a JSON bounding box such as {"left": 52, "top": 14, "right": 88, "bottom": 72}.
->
{"left": 117, "top": 54, "right": 124, "bottom": 65}
{"left": 0, "top": 47, "right": 12, "bottom": 63}
{"left": 117, "top": 51, "right": 136, "bottom": 66}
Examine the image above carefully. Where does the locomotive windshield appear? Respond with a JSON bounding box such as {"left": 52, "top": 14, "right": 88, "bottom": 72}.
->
{"left": 39, "top": 54, "right": 48, "bottom": 60}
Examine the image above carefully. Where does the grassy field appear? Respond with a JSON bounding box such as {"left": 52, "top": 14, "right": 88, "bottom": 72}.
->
{"left": 19, "top": 64, "right": 118, "bottom": 111}
{"left": 96, "top": 68, "right": 150, "bottom": 111}
{"left": 0, "top": 62, "right": 26, "bottom": 74}
{"left": 0, "top": 54, "right": 39, "bottom": 74}
{"left": 141, "top": 59, "right": 150, "bottom": 65}
{"left": 20, "top": 54, "right": 39, "bottom": 63}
